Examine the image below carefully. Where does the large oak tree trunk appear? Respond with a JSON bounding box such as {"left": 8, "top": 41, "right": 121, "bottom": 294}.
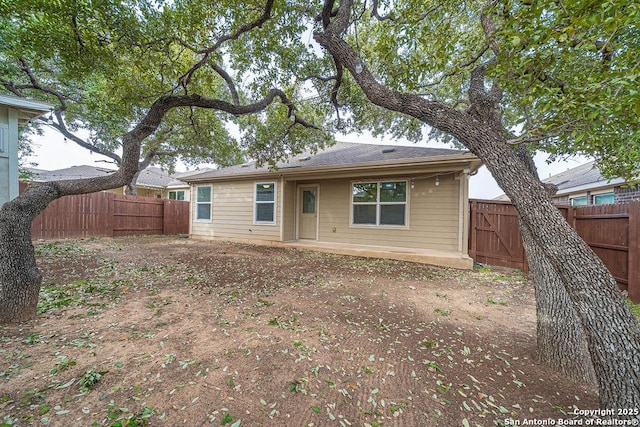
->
{"left": 0, "top": 184, "right": 69, "bottom": 322}
{"left": 511, "top": 147, "right": 596, "bottom": 385}
{"left": 520, "top": 221, "right": 597, "bottom": 385}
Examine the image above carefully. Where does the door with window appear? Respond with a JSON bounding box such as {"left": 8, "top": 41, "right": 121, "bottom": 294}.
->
{"left": 298, "top": 186, "right": 318, "bottom": 240}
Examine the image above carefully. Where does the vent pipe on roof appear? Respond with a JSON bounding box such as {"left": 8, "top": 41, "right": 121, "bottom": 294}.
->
{"left": 381, "top": 147, "right": 396, "bottom": 153}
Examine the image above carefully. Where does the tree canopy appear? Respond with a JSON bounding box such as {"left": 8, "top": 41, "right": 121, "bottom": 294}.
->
{"left": 309, "top": 0, "right": 639, "bottom": 180}
{"left": 0, "top": 0, "right": 335, "bottom": 171}
{"left": 3, "top": 1, "right": 638, "bottom": 179}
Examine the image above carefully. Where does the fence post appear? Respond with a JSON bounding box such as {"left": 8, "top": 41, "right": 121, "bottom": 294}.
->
{"left": 628, "top": 201, "right": 640, "bottom": 303}
{"left": 566, "top": 205, "right": 574, "bottom": 229}
{"left": 469, "top": 200, "right": 477, "bottom": 261}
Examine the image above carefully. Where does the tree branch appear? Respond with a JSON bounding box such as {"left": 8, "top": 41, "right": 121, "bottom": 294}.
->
{"left": 16, "top": 58, "right": 69, "bottom": 110}
{"left": 178, "top": 0, "right": 275, "bottom": 89}
{"left": 47, "top": 112, "right": 123, "bottom": 164}
{"left": 211, "top": 64, "right": 240, "bottom": 105}
{"left": 420, "top": 46, "right": 489, "bottom": 87}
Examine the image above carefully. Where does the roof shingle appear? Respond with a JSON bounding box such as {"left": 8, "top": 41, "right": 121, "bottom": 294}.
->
{"left": 186, "top": 141, "right": 471, "bottom": 181}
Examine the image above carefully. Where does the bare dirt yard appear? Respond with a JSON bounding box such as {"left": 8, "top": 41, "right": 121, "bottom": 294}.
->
{"left": 1, "top": 236, "right": 597, "bottom": 426}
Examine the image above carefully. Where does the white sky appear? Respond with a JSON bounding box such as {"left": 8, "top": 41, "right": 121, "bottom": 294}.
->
{"left": 25, "top": 127, "right": 588, "bottom": 200}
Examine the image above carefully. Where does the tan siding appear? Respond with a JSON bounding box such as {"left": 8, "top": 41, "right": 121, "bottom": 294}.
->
{"left": 282, "top": 181, "right": 296, "bottom": 241}
{"left": 316, "top": 176, "right": 461, "bottom": 251}
{"left": 190, "top": 174, "right": 464, "bottom": 251}
{"left": 190, "top": 180, "right": 281, "bottom": 241}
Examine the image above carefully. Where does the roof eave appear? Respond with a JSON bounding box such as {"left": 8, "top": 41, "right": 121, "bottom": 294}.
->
{"left": 186, "top": 153, "right": 482, "bottom": 183}
{"left": 0, "top": 94, "right": 53, "bottom": 125}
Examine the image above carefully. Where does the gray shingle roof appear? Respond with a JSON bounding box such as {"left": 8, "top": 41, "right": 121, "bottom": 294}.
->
{"left": 542, "top": 161, "right": 605, "bottom": 190}
{"left": 32, "top": 165, "right": 183, "bottom": 189}
{"left": 34, "top": 165, "right": 116, "bottom": 181}
{"left": 186, "top": 141, "right": 472, "bottom": 181}
{"left": 136, "top": 167, "right": 175, "bottom": 188}
{"left": 167, "top": 168, "right": 216, "bottom": 187}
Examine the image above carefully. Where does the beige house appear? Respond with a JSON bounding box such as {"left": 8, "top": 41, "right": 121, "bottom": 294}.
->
{"left": 185, "top": 142, "right": 482, "bottom": 269}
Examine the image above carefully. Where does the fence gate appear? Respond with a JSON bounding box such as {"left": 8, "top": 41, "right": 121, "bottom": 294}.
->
{"left": 469, "top": 199, "right": 640, "bottom": 302}
{"left": 469, "top": 200, "right": 528, "bottom": 271}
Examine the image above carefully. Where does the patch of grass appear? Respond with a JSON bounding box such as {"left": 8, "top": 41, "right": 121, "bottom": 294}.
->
{"left": 20, "top": 389, "right": 46, "bottom": 405}
{"left": 101, "top": 401, "right": 156, "bottom": 427}
{"left": 38, "top": 277, "right": 124, "bottom": 314}
{"left": 626, "top": 298, "right": 640, "bottom": 321}
{"left": 35, "top": 241, "right": 86, "bottom": 257}
{"left": 434, "top": 308, "right": 451, "bottom": 317}
{"left": 474, "top": 263, "right": 491, "bottom": 272}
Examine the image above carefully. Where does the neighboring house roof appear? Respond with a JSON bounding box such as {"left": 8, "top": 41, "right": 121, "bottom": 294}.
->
{"left": 33, "top": 165, "right": 116, "bottom": 181}
{"left": 136, "top": 166, "right": 176, "bottom": 189}
{"left": 543, "top": 161, "right": 625, "bottom": 195}
{"left": 167, "top": 168, "right": 216, "bottom": 188}
{"left": 29, "top": 165, "right": 192, "bottom": 189}
{"left": 186, "top": 142, "right": 479, "bottom": 182}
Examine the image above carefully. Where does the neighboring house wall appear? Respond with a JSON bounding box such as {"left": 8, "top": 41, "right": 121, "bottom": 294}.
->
{"left": 615, "top": 184, "right": 640, "bottom": 203}
{"left": 136, "top": 187, "right": 164, "bottom": 198}
{"left": 0, "top": 107, "right": 14, "bottom": 205}
{"left": 552, "top": 185, "right": 640, "bottom": 205}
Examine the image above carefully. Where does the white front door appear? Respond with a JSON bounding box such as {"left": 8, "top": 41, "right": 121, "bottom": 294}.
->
{"left": 298, "top": 186, "right": 318, "bottom": 240}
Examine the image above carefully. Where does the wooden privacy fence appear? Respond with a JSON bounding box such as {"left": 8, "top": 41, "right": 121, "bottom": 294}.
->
{"left": 469, "top": 199, "right": 640, "bottom": 302}
{"left": 28, "top": 191, "right": 189, "bottom": 240}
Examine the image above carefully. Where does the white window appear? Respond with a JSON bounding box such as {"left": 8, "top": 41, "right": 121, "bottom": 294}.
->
{"left": 254, "top": 182, "right": 276, "bottom": 223}
{"left": 168, "top": 190, "right": 185, "bottom": 201}
{"left": 352, "top": 180, "right": 407, "bottom": 226}
{"left": 195, "top": 186, "right": 212, "bottom": 221}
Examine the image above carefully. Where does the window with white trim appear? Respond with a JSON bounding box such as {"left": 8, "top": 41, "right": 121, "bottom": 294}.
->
{"left": 195, "top": 186, "right": 212, "bottom": 220}
{"left": 168, "top": 190, "right": 185, "bottom": 201}
{"left": 255, "top": 182, "right": 276, "bottom": 223}
{"left": 352, "top": 180, "right": 407, "bottom": 226}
